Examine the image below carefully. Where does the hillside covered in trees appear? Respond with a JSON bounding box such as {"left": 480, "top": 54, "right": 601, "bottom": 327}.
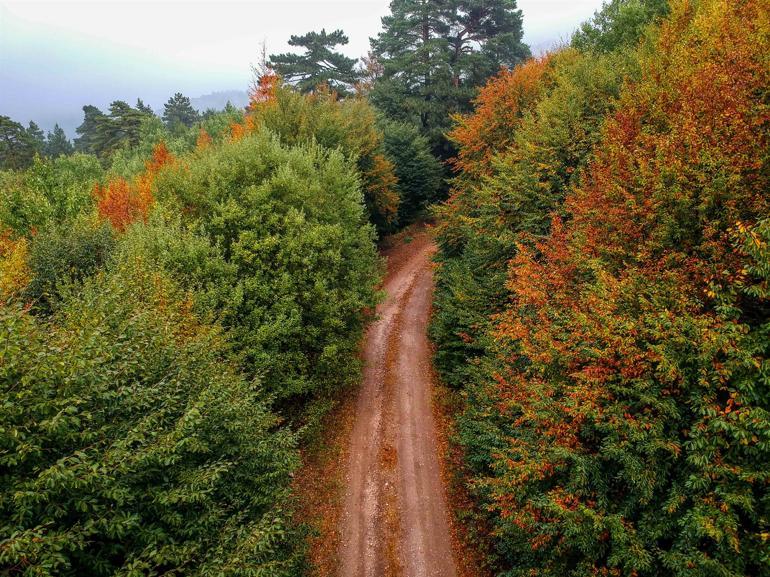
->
{"left": 1, "top": 0, "right": 768, "bottom": 575}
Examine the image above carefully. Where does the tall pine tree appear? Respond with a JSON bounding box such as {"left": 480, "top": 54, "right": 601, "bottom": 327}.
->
{"left": 0, "top": 116, "right": 36, "bottom": 170}
{"left": 162, "top": 93, "right": 199, "bottom": 132}
{"left": 370, "top": 0, "right": 529, "bottom": 157}
{"left": 270, "top": 29, "right": 358, "bottom": 95}
{"left": 74, "top": 105, "right": 106, "bottom": 155}
{"left": 44, "top": 124, "right": 74, "bottom": 158}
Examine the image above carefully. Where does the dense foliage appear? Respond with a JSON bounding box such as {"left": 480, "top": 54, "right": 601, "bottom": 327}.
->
{"left": 1, "top": 263, "right": 302, "bottom": 576}
{"left": 380, "top": 120, "right": 444, "bottom": 224}
{"left": 433, "top": 0, "right": 770, "bottom": 575}
{"left": 0, "top": 78, "right": 381, "bottom": 573}
{"left": 151, "top": 131, "right": 380, "bottom": 403}
{"left": 370, "top": 0, "right": 530, "bottom": 157}
{"left": 240, "top": 80, "right": 402, "bottom": 232}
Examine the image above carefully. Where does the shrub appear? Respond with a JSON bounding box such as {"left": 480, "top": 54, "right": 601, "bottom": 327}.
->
{"left": 0, "top": 257, "right": 302, "bottom": 576}
{"left": 25, "top": 216, "right": 115, "bottom": 312}
{"left": 0, "top": 154, "right": 102, "bottom": 235}
{"left": 152, "top": 130, "right": 380, "bottom": 404}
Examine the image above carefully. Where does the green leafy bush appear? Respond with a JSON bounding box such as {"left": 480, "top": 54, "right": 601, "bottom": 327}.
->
{"left": 152, "top": 130, "right": 380, "bottom": 403}
{"left": 26, "top": 216, "right": 115, "bottom": 312}
{"left": 0, "top": 154, "right": 102, "bottom": 235}
{"left": 248, "top": 85, "right": 401, "bottom": 233}
{"left": 0, "top": 258, "right": 302, "bottom": 576}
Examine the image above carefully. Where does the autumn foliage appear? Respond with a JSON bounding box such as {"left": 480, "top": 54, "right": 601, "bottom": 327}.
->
{"left": 232, "top": 81, "right": 402, "bottom": 232}
{"left": 434, "top": 0, "right": 770, "bottom": 575}
{"left": 448, "top": 56, "right": 552, "bottom": 178}
{"left": 94, "top": 142, "right": 173, "bottom": 231}
{"left": 0, "top": 230, "right": 30, "bottom": 300}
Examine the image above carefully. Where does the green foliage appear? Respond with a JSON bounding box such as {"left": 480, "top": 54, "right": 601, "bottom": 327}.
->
{"left": 572, "top": 0, "right": 669, "bottom": 52}
{"left": 0, "top": 258, "right": 302, "bottom": 576}
{"left": 25, "top": 216, "right": 116, "bottom": 312}
{"left": 163, "top": 92, "right": 200, "bottom": 133}
{"left": 152, "top": 130, "right": 380, "bottom": 404}
{"left": 270, "top": 29, "right": 358, "bottom": 95}
{"left": 248, "top": 84, "right": 401, "bottom": 233}
{"left": 381, "top": 120, "right": 444, "bottom": 223}
{"left": 0, "top": 153, "right": 102, "bottom": 234}
{"left": 199, "top": 103, "right": 245, "bottom": 141}
{"left": 370, "top": 0, "right": 530, "bottom": 157}
{"left": 26, "top": 121, "right": 45, "bottom": 156}
{"left": 74, "top": 105, "right": 105, "bottom": 154}
{"left": 0, "top": 115, "right": 37, "bottom": 171}
{"left": 44, "top": 124, "right": 74, "bottom": 159}
{"left": 75, "top": 101, "right": 155, "bottom": 160}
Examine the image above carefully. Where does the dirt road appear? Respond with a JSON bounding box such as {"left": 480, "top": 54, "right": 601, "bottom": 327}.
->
{"left": 340, "top": 231, "right": 458, "bottom": 577}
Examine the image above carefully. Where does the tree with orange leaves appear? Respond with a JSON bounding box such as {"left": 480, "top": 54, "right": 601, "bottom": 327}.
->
{"left": 435, "top": 0, "right": 770, "bottom": 574}
{"left": 95, "top": 142, "right": 173, "bottom": 232}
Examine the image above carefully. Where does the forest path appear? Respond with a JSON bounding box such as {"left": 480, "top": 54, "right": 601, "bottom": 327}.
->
{"left": 339, "top": 229, "right": 458, "bottom": 577}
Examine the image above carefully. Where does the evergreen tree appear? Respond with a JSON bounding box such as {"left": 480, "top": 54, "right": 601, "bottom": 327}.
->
{"left": 162, "top": 92, "right": 198, "bottom": 131}
{"left": 370, "top": 0, "right": 529, "bottom": 157}
{"left": 270, "top": 29, "right": 358, "bottom": 95}
{"left": 25, "top": 121, "right": 45, "bottom": 155}
{"left": 91, "top": 101, "right": 144, "bottom": 157}
{"left": 381, "top": 121, "right": 443, "bottom": 222}
{"left": 135, "top": 98, "right": 155, "bottom": 115}
{"left": 44, "top": 124, "right": 74, "bottom": 158}
{"left": 0, "top": 116, "right": 36, "bottom": 170}
{"left": 74, "top": 105, "right": 106, "bottom": 154}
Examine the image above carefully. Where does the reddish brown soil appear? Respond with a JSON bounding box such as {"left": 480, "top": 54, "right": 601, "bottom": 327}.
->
{"left": 339, "top": 229, "right": 458, "bottom": 577}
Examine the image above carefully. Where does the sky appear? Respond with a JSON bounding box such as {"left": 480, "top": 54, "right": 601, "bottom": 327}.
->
{"left": 0, "top": 0, "right": 606, "bottom": 135}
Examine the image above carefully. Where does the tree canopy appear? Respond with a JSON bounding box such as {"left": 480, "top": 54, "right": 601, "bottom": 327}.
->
{"left": 370, "top": 0, "right": 530, "bottom": 157}
{"left": 270, "top": 29, "right": 358, "bottom": 95}
{"left": 162, "top": 92, "right": 199, "bottom": 131}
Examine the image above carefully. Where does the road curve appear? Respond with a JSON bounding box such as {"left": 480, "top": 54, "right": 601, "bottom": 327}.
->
{"left": 340, "top": 231, "right": 458, "bottom": 577}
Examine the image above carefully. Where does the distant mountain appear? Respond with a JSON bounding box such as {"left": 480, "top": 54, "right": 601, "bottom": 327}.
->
{"left": 189, "top": 90, "right": 249, "bottom": 113}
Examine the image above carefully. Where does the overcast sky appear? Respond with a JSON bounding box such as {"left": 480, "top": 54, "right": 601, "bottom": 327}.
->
{"left": 0, "top": 0, "right": 605, "bottom": 134}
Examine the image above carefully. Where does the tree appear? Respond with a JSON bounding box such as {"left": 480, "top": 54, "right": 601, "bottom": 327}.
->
{"left": 26, "top": 121, "right": 45, "bottom": 155}
{"left": 93, "top": 101, "right": 148, "bottom": 157}
{"left": 432, "top": 0, "right": 770, "bottom": 574}
{"left": 243, "top": 83, "right": 400, "bottom": 233}
{"left": 572, "top": 0, "right": 669, "bottom": 52}
{"left": 0, "top": 116, "right": 36, "bottom": 170}
{"left": 44, "top": 124, "right": 74, "bottom": 158}
{"left": 162, "top": 92, "right": 199, "bottom": 131}
{"left": 135, "top": 98, "right": 155, "bottom": 115}
{"left": 381, "top": 121, "right": 443, "bottom": 222}
{"left": 74, "top": 101, "right": 152, "bottom": 159}
{"left": 74, "top": 105, "right": 105, "bottom": 154}
{"left": 370, "top": 0, "right": 529, "bottom": 157}
{"left": 270, "top": 29, "right": 358, "bottom": 95}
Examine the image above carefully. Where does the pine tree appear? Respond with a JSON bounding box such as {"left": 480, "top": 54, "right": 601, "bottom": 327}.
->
{"left": 370, "top": 0, "right": 529, "bottom": 157}
{"left": 0, "top": 115, "right": 36, "bottom": 169}
{"left": 135, "top": 98, "right": 155, "bottom": 115}
{"left": 74, "top": 105, "right": 106, "bottom": 154}
{"left": 270, "top": 29, "right": 358, "bottom": 95}
{"left": 162, "top": 93, "right": 199, "bottom": 131}
{"left": 44, "top": 124, "right": 74, "bottom": 158}
{"left": 25, "top": 121, "right": 45, "bottom": 155}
